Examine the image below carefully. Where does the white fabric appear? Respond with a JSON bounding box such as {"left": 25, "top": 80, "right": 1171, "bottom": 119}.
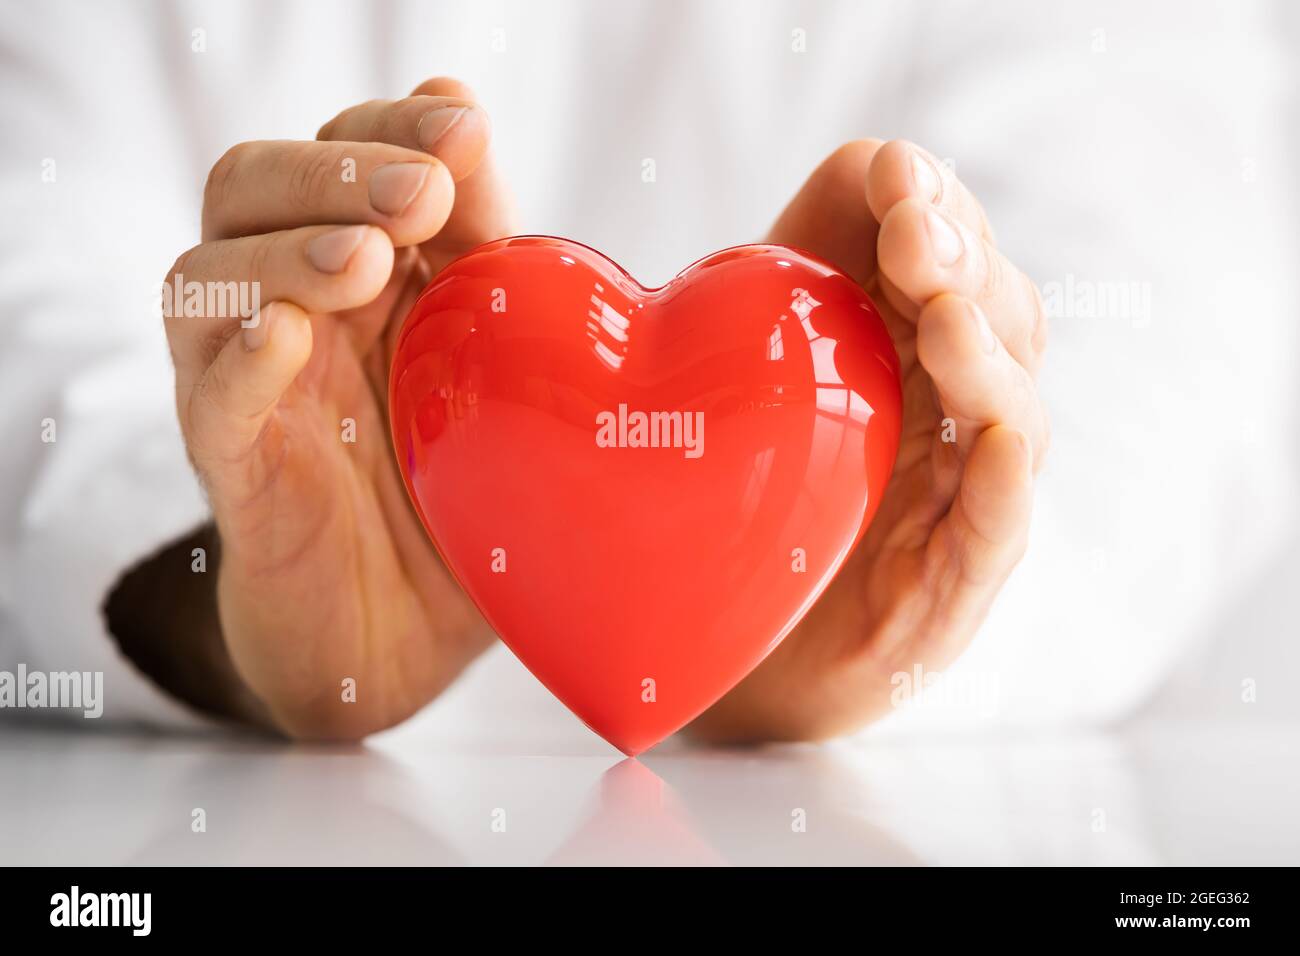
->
{"left": 1, "top": 0, "right": 1295, "bottom": 733}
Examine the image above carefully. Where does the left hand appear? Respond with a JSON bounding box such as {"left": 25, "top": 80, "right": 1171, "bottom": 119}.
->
{"left": 690, "top": 139, "right": 1050, "bottom": 742}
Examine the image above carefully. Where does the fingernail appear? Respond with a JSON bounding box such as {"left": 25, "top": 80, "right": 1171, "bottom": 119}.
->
{"left": 416, "top": 105, "right": 469, "bottom": 152}
{"left": 242, "top": 303, "right": 275, "bottom": 351}
{"left": 967, "top": 300, "right": 998, "bottom": 355}
{"left": 369, "top": 162, "right": 430, "bottom": 216}
{"left": 910, "top": 148, "right": 941, "bottom": 203}
{"left": 925, "top": 209, "right": 964, "bottom": 267}
{"left": 307, "top": 225, "right": 368, "bottom": 273}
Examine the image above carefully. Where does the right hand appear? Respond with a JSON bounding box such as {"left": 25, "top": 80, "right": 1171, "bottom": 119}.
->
{"left": 163, "top": 77, "right": 515, "bottom": 738}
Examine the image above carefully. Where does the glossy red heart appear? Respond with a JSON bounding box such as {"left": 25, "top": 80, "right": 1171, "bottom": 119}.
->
{"left": 390, "top": 237, "right": 902, "bottom": 754}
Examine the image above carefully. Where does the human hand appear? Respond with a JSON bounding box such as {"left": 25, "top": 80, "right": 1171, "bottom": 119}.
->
{"left": 160, "top": 78, "right": 514, "bottom": 738}
{"left": 691, "top": 140, "right": 1049, "bottom": 742}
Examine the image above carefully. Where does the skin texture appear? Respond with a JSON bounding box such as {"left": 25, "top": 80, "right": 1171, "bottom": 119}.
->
{"left": 144, "top": 81, "right": 1046, "bottom": 742}
{"left": 158, "top": 78, "right": 516, "bottom": 737}
{"left": 689, "top": 140, "right": 1049, "bottom": 742}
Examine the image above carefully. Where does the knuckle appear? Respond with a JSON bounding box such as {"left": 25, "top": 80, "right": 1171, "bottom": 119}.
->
{"left": 197, "top": 353, "right": 232, "bottom": 411}
{"left": 204, "top": 142, "right": 251, "bottom": 212}
{"left": 319, "top": 99, "right": 370, "bottom": 140}
{"left": 287, "top": 145, "right": 343, "bottom": 211}
{"left": 199, "top": 323, "right": 234, "bottom": 369}
{"left": 160, "top": 245, "right": 200, "bottom": 329}
{"left": 248, "top": 233, "right": 277, "bottom": 287}
{"left": 164, "top": 245, "right": 198, "bottom": 288}
{"left": 192, "top": 342, "right": 264, "bottom": 434}
{"left": 356, "top": 98, "right": 393, "bottom": 141}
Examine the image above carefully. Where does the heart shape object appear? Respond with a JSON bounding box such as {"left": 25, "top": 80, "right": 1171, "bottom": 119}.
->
{"left": 390, "top": 237, "right": 902, "bottom": 754}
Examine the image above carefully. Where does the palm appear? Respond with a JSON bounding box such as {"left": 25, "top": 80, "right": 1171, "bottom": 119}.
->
{"left": 692, "top": 139, "right": 1039, "bottom": 741}
{"left": 215, "top": 112, "right": 515, "bottom": 734}
{"left": 734, "top": 273, "right": 964, "bottom": 731}
{"left": 214, "top": 244, "right": 484, "bottom": 735}
{"left": 798, "top": 274, "right": 963, "bottom": 665}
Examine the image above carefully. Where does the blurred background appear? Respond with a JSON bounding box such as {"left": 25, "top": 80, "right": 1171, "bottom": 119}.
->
{"left": 1, "top": 0, "right": 1297, "bottom": 864}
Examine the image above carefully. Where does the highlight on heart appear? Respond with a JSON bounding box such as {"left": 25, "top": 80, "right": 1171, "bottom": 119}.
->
{"left": 388, "top": 235, "right": 903, "bottom": 755}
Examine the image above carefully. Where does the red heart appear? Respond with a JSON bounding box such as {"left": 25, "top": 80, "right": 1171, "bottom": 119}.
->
{"left": 390, "top": 237, "right": 902, "bottom": 754}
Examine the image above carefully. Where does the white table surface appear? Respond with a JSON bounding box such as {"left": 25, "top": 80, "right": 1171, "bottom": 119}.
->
{"left": 3, "top": 713, "right": 1295, "bottom": 866}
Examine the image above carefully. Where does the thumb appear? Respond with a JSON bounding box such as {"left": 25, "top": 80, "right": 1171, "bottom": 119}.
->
{"left": 765, "top": 139, "right": 884, "bottom": 286}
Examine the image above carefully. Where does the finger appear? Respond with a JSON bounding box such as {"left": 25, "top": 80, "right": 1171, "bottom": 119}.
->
{"left": 317, "top": 93, "right": 489, "bottom": 182}
{"left": 877, "top": 198, "right": 1047, "bottom": 371}
{"left": 866, "top": 140, "right": 993, "bottom": 243}
{"left": 766, "top": 139, "right": 884, "bottom": 285}
{"left": 201, "top": 139, "right": 454, "bottom": 244}
{"left": 904, "top": 425, "right": 1033, "bottom": 671}
{"left": 932, "top": 424, "right": 1034, "bottom": 593}
{"left": 407, "top": 76, "right": 516, "bottom": 262}
{"left": 181, "top": 301, "right": 313, "bottom": 481}
{"left": 916, "top": 294, "right": 1049, "bottom": 464}
{"left": 164, "top": 224, "right": 393, "bottom": 386}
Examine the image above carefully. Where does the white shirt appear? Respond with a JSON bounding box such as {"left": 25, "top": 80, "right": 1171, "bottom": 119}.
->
{"left": 1, "top": 0, "right": 1296, "bottom": 737}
